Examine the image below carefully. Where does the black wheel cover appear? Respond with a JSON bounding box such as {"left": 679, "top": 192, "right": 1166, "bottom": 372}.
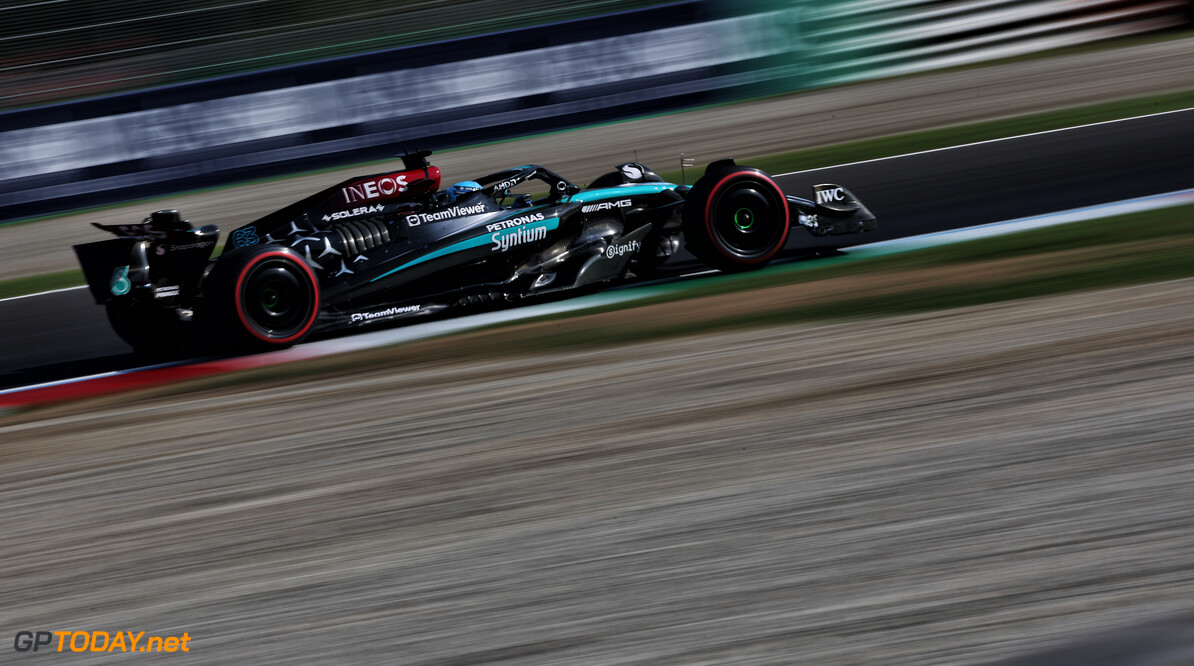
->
{"left": 707, "top": 181, "right": 787, "bottom": 261}
{"left": 238, "top": 261, "right": 315, "bottom": 340}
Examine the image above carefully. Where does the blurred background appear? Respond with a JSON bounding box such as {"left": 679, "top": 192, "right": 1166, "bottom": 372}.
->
{"left": 2, "top": 4, "right": 1194, "bottom": 664}
{"left": 0, "top": 0, "right": 1190, "bottom": 221}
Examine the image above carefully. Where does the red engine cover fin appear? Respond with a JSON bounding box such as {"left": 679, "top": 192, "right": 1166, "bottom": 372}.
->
{"left": 337, "top": 166, "right": 442, "bottom": 205}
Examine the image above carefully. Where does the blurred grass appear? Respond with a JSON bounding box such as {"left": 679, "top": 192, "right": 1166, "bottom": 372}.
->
{"left": 0, "top": 269, "right": 84, "bottom": 301}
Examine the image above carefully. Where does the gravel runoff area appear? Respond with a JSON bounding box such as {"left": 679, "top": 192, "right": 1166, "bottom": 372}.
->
{"left": 1, "top": 36, "right": 1192, "bottom": 283}
{"left": 3, "top": 277, "right": 1193, "bottom": 663}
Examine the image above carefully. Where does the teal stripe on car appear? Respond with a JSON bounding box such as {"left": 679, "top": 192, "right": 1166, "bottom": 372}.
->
{"left": 372, "top": 217, "right": 560, "bottom": 282}
{"left": 568, "top": 183, "right": 677, "bottom": 202}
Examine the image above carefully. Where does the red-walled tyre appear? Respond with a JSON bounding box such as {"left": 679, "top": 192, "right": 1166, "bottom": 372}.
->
{"left": 205, "top": 246, "right": 320, "bottom": 350}
{"left": 682, "top": 165, "right": 790, "bottom": 272}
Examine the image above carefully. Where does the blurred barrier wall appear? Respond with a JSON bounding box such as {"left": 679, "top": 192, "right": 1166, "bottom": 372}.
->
{"left": 0, "top": 0, "right": 682, "bottom": 108}
{"left": 805, "top": 0, "right": 1192, "bottom": 84}
{"left": 0, "top": 0, "right": 1187, "bottom": 221}
{"left": 0, "top": 2, "right": 720, "bottom": 220}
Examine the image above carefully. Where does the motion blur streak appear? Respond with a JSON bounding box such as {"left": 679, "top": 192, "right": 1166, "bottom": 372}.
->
{"left": 1, "top": 3, "right": 1191, "bottom": 663}
{"left": 0, "top": 0, "right": 672, "bottom": 105}
{"left": 2, "top": 1, "right": 1188, "bottom": 219}
{"left": 4, "top": 278, "right": 1194, "bottom": 662}
{"left": 2, "top": 0, "right": 1184, "bottom": 105}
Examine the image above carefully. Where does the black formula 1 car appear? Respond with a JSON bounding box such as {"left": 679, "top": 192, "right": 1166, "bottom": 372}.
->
{"left": 74, "top": 150, "right": 876, "bottom": 353}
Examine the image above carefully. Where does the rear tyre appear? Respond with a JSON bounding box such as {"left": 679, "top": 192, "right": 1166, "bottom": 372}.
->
{"left": 683, "top": 166, "right": 790, "bottom": 272}
{"left": 205, "top": 246, "right": 320, "bottom": 350}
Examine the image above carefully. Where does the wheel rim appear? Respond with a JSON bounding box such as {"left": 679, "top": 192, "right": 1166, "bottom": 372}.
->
{"left": 733, "top": 207, "right": 755, "bottom": 230}
{"left": 239, "top": 259, "right": 316, "bottom": 340}
{"left": 709, "top": 181, "right": 786, "bottom": 260}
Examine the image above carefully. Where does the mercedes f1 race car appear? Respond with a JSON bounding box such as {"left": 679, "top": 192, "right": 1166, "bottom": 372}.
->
{"left": 74, "top": 150, "right": 876, "bottom": 353}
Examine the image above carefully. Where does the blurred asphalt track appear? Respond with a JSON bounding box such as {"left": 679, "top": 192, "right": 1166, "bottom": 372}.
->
{"left": 1, "top": 36, "right": 1194, "bottom": 665}
{"left": 3, "top": 278, "right": 1194, "bottom": 663}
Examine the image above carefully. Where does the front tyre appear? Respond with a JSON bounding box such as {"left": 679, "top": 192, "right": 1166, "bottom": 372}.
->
{"left": 205, "top": 246, "right": 320, "bottom": 350}
{"left": 683, "top": 166, "right": 790, "bottom": 272}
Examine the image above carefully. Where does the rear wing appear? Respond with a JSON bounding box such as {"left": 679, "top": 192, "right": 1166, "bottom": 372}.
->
{"left": 74, "top": 210, "right": 219, "bottom": 304}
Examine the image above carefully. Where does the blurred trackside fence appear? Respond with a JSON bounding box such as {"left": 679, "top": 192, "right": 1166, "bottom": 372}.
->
{"left": 0, "top": 0, "right": 1188, "bottom": 222}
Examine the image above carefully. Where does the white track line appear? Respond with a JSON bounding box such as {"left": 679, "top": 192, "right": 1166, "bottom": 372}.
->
{"left": 776, "top": 107, "right": 1193, "bottom": 177}
{"left": 0, "top": 285, "right": 84, "bottom": 303}
{"left": 850, "top": 187, "right": 1194, "bottom": 257}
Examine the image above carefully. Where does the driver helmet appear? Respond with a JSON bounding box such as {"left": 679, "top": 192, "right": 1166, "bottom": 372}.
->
{"left": 445, "top": 181, "right": 482, "bottom": 201}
